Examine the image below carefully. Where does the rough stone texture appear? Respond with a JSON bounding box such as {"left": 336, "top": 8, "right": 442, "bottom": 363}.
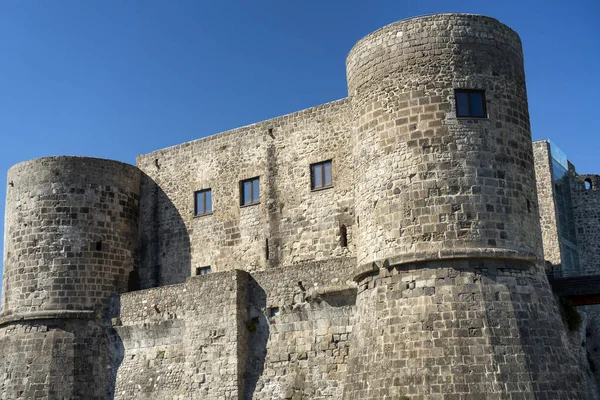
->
{"left": 2, "top": 157, "right": 141, "bottom": 315}
{"left": 109, "top": 259, "right": 356, "bottom": 400}
{"left": 566, "top": 306, "right": 600, "bottom": 400}
{"left": 1, "top": 12, "right": 593, "bottom": 400}
{"left": 533, "top": 140, "right": 562, "bottom": 267}
{"left": 0, "top": 318, "right": 119, "bottom": 399}
{"left": 533, "top": 141, "right": 600, "bottom": 400}
{"left": 0, "top": 157, "right": 140, "bottom": 400}
{"left": 112, "top": 270, "right": 248, "bottom": 399}
{"left": 347, "top": 14, "right": 541, "bottom": 271}
{"left": 570, "top": 174, "right": 600, "bottom": 275}
{"left": 344, "top": 259, "right": 583, "bottom": 400}
{"left": 136, "top": 99, "right": 354, "bottom": 289}
{"left": 247, "top": 258, "right": 356, "bottom": 399}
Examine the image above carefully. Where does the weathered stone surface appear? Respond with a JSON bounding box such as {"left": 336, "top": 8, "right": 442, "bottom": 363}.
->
{"left": 533, "top": 140, "right": 600, "bottom": 399}
{"left": 534, "top": 141, "right": 562, "bottom": 267}
{"left": 345, "top": 259, "right": 583, "bottom": 399}
{"left": 136, "top": 99, "right": 354, "bottom": 289}
{"left": 1, "top": 12, "right": 593, "bottom": 400}
{"left": 2, "top": 156, "right": 141, "bottom": 315}
{"left": 347, "top": 13, "right": 540, "bottom": 270}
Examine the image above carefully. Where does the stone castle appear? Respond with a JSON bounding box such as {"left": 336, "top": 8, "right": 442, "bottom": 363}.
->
{"left": 1, "top": 13, "right": 600, "bottom": 400}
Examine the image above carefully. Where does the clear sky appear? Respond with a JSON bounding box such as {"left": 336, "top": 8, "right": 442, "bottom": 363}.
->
{"left": 0, "top": 0, "right": 598, "bottom": 297}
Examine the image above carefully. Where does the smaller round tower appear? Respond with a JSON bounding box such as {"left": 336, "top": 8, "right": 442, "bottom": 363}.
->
{"left": 0, "top": 156, "right": 141, "bottom": 399}
{"left": 2, "top": 156, "right": 141, "bottom": 316}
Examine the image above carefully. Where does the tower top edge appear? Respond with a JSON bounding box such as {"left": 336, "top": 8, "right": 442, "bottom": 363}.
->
{"left": 346, "top": 13, "right": 518, "bottom": 62}
{"left": 7, "top": 155, "right": 138, "bottom": 175}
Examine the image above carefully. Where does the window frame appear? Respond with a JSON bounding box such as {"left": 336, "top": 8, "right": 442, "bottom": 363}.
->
{"left": 196, "top": 266, "right": 211, "bottom": 276}
{"left": 240, "top": 177, "right": 260, "bottom": 207}
{"left": 310, "top": 160, "right": 333, "bottom": 191}
{"left": 455, "top": 89, "right": 487, "bottom": 119}
{"left": 194, "top": 189, "right": 213, "bottom": 216}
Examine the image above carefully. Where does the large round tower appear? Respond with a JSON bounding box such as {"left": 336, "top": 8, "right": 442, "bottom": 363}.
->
{"left": 0, "top": 156, "right": 141, "bottom": 398}
{"left": 348, "top": 13, "right": 539, "bottom": 270}
{"left": 344, "top": 14, "right": 584, "bottom": 399}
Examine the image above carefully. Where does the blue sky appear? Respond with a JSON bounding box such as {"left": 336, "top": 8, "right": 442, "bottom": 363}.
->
{"left": 0, "top": 0, "right": 598, "bottom": 296}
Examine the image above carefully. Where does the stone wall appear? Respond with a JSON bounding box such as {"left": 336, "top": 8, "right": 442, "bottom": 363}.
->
{"left": 347, "top": 14, "right": 541, "bottom": 271}
{"left": 111, "top": 260, "right": 357, "bottom": 400}
{"left": 136, "top": 100, "right": 354, "bottom": 289}
{"left": 344, "top": 259, "right": 584, "bottom": 399}
{"left": 248, "top": 258, "right": 356, "bottom": 399}
{"left": 0, "top": 318, "right": 117, "bottom": 399}
{"left": 533, "top": 140, "right": 562, "bottom": 267}
{"left": 571, "top": 174, "right": 600, "bottom": 275}
{"left": 0, "top": 12, "right": 592, "bottom": 400}
{"left": 2, "top": 157, "right": 141, "bottom": 315}
{"left": 112, "top": 269, "right": 248, "bottom": 399}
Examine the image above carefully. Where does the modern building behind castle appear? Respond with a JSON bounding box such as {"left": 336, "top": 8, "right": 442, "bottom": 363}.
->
{"left": 1, "top": 13, "right": 599, "bottom": 400}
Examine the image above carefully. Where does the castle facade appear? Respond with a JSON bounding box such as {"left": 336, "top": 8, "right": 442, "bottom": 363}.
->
{"left": 1, "top": 13, "right": 597, "bottom": 400}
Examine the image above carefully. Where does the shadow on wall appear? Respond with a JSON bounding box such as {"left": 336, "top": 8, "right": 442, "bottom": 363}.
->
{"left": 138, "top": 172, "right": 191, "bottom": 288}
{"left": 244, "top": 276, "right": 269, "bottom": 399}
{"left": 484, "top": 260, "right": 584, "bottom": 395}
{"left": 106, "top": 294, "right": 125, "bottom": 399}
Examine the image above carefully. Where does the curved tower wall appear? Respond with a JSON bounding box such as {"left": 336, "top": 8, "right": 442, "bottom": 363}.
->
{"left": 343, "top": 14, "right": 584, "bottom": 399}
{"left": 347, "top": 13, "right": 540, "bottom": 270}
{"left": 2, "top": 156, "right": 141, "bottom": 316}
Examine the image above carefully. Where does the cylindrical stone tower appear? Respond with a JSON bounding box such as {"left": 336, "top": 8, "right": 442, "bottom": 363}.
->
{"left": 344, "top": 14, "right": 584, "bottom": 399}
{"left": 0, "top": 156, "right": 141, "bottom": 399}
{"left": 348, "top": 13, "right": 538, "bottom": 270}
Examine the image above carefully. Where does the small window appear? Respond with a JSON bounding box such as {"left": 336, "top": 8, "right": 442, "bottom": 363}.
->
{"left": 194, "top": 189, "right": 212, "bottom": 216}
{"left": 340, "top": 224, "right": 348, "bottom": 247}
{"left": 240, "top": 177, "right": 260, "bottom": 206}
{"left": 585, "top": 179, "right": 592, "bottom": 190}
{"left": 455, "top": 89, "right": 487, "bottom": 118}
{"left": 268, "top": 307, "right": 280, "bottom": 320}
{"left": 311, "top": 160, "right": 332, "bottom": 190}
{"left": 196, "top": 266, "right": 211, "bottom": 276}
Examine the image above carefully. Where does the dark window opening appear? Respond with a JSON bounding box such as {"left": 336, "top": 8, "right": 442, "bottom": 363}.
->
{"left": 96, "top": 241, "right": 102, "bottom": 251}
{"left": 340, "top": 225, "right": 348, "bottom": 247}
{"left": 196, "top": 266, "right": 212, "bottom": 276}
{"left": 585, "top": 179, "right": 592, "bottom": 190}
{"left": 455, "top": 89, "right": 487, "bottom": 118}
{"left": 527, "top": 199, "right": 532, "bottom": 213}
{"left": 128, "top": 270, "right": 140, "bottom": 291}
{"left": 194, "top": 189, "right": 213, "bottom": 216}
{"left": 269, "top": 307, "right": 280, "bottom": 317}
{"left": 240, "top": 177, "right": 260, "bottom": 206}
{"left": 311, "top": 160, "right": 332, "bottom": 190}
{"left": 265, "top": 238, "right": 270, "bottom": 260}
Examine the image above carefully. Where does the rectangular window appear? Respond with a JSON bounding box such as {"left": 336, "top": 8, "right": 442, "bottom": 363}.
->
{"left": 194, "top": 189, "right": 212, "bottom": 216}
{"left": 196, "top": 266, "right": 211, "bottom": 276}
{"left": 240, "top": 177, "right": 260, "bottom": 206}
{"left": 311, "top": 160, "right": 332, "bottom": 190}
{"left": 455, "top": 89, "right": 487, "bottom": 118}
